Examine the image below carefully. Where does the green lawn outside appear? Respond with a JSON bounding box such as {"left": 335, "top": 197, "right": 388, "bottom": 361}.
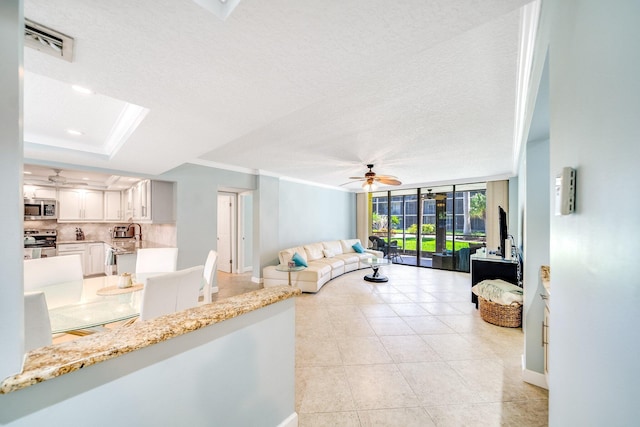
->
{"left": 389, "top": 237, "right": 483, "bottom": 253}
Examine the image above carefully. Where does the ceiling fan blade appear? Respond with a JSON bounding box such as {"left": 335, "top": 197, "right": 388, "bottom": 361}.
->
{"left": 376, "top": 177, "right": 402, "bottom": 185}
{"left": 348, "top": 176, "right": 366, "bottom": 180}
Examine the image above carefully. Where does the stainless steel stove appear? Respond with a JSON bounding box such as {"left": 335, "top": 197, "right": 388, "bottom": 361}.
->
{"left": 24, "top": 229, "right": 57, "bottom": 257}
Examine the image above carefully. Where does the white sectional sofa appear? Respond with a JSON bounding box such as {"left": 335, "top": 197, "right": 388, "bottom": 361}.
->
{"left": 263, "top": 239, "right": 384, "bottom": 293}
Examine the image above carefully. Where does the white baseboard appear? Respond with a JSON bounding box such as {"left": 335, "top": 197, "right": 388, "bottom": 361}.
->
{"left": 210, "top": 286, "right": 219, "bottom": 294}
{"left": 522, "top": 368, "right": 547, "bottom": 389}
{"left": 251, "top": 275, "right": 263, "bottom": 284}
{"left": 277, "top": 412, "right": 298, "bottom": 427}
{"left": 521, "top": 355, "right": 548, "bottom": 389}
{"left": 241, "top": 266, "right": 253, "bottom": 273}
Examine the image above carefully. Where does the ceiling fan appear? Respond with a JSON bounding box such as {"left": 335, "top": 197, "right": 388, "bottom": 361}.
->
{"left": 424, "top": 189, "right": 447, "bottom": 200}
{"left": 346, "top": 164, "right": 401, "bottom": 191}
{"left": 45, "top": 169, "right": 88, "bottom": 186}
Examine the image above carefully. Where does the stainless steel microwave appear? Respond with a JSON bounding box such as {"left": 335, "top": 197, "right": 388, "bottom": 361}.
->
{"left": 24, "top": 199, "right": 57, "bottom": 220}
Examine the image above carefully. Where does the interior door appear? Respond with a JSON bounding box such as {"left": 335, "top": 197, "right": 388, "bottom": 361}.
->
{"left": 217, "top": 193, "right": 234, "bottom": 273}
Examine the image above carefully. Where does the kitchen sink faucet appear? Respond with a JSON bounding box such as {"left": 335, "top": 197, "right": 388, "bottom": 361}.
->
{"left": 127, "top": 223, "right": 142, "bottom": 241}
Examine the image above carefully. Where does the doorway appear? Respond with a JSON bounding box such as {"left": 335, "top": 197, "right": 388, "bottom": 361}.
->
{"left": 217, "top": 193, "right": 235, "bottom": 274}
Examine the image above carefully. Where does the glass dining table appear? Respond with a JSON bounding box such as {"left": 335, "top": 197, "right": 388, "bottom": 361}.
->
{"left": 31, "top": 273, "right": 160, "bottom": 334}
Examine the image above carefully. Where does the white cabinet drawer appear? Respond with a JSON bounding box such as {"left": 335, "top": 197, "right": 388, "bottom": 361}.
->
{"left": 58, "top": 243, "right": 86, "bottom": 252}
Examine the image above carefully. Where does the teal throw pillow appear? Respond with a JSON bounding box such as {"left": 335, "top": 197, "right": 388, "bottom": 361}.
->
{"left": 352, "top": 242, "right": 365, "bottom": 253}
{"left": 291, "top": 252, "right": 307, "bottom": 267}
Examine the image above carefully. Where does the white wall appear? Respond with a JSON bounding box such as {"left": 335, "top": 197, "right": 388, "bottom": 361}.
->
{"left": 241, "top": 192, "right": 253, "bottom": 271}
{"left": 522, "top": 138, "right": 549, "bottom": 377}
{"left": 0, "top": 0, "right": 25, "bottom": 379}
{"left": 545, "top": 0, "right": 640, "bottom": 423}
{"left": 160, "top": 165, "right": 357, "bottom": 280}
{"left": 0, "top": 299, "right": 297, "bottom": 427}
{"left": 278, "top": 179, "right": 356, "bottom": 248}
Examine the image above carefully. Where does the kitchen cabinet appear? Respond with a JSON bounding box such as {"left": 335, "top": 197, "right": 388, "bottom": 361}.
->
{"left": 125, "top": 181, "right": 148, "bottom": 220}
{"left": 86, "top": 243, "right": 105, "bottom": 276}
{"left": 543, "top": 305, "right": 550, "bottom": 378}
{"left": 126, "top": 180, "right": 175, "bottom": 223}
{"left": 116, "top": 253, "right": 137, "bottom": 274}
{"left": 104, "top": 191, "right": 124, "bottom": 221}
{"left": 23, "top": 185, "right": 56, "bottom": 199}
{"left": 57, "top": 243, "right": 86, "bottom": 276}
{"left": 57, "top": 242, "right": 104, "bottom": 276}
{"left": 58, "top": 189, "right": 104, "bottom": 221}
{"left": 132, "top": 180, "right": 149, "bottom": 221}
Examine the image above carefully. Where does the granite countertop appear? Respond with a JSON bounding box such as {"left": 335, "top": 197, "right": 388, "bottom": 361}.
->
{"left": 0, "top": 286, "right": 301, "bottom": 394}
{"left": 540, "top": 265, "right": 550, "bottom": 294}
{"left": 108, "top": 239, "right": 169, "bottom": 254}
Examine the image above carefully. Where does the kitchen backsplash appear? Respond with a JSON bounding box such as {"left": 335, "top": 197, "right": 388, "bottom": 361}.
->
{"left": 24, "top": 220, "right": 176, "bottom": 246}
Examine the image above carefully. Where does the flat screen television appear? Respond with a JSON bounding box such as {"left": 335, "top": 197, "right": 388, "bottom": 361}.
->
{"left": 498, "top": 206, "right": 508, "bottom": 258}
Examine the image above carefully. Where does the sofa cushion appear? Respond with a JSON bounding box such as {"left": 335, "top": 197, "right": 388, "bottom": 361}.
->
{"left": 297, "top": 263, "right": 332, "bottom": 281}
{"left": 279, "top": 246, "right": 307, "bottom": 265}
{"left": 334, "top": 253, "right": 360, "bottom": 265}
{"left": 322, "top": 241, "right": 343, "bottom": 255}
{"left": 304, "top": 243, "right": 325, "bottom": 261}
{"left": 311, "top": 258, "right": 345, "bottom": 278}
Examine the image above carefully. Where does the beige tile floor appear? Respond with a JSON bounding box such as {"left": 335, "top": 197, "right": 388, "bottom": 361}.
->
{"left": 56, "top": 267, "right": 548, "bottom": 426}
{"left": 293, "top": 264, "right": 548, "bottom": 427}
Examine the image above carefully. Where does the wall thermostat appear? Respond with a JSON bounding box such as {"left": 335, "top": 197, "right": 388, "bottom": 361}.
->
{"left": 555, "top": 167, "right": 576, "bottom": 215}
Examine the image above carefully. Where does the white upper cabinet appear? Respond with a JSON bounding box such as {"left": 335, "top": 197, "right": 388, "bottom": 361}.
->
{"left": 58, "top": 189, "right": 104, "bottom": 221}
{"left": 23, "top": 185, "right": 56, "bottom": 199}
{"left": 104, "top": 191, "right": 123, "bottom": 221}
{"left": 128, "top": 180, "right": 174, "bottom": 223}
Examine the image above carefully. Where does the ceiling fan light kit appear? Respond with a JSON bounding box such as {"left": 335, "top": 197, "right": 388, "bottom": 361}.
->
{"left": 348, "top": 164, "right": 401, "bottom": 192}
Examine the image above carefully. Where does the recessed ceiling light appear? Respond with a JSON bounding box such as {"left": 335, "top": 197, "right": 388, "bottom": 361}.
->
{"left": 24, "top": 171, "right": 32, "bottom": 175}
{"left": 82, "top": 177, "right": 90, "bottom": 180}
{"left": 72, "top": 85, "right": 93, "bottom": 95}
{"left": 67, "top": 129, "right": 84, "bottom": 136}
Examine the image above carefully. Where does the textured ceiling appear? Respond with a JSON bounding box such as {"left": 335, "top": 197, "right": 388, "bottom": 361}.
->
{"left": 23, "top": 0, "right": 532, "bottom": 190}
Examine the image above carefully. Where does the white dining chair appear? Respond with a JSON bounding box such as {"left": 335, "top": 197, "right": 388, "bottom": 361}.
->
{"left": 139, "top": 265, "right": 204, "bottom": 322}
{"left": 24, "top": 291, "right": 52, "bottom": 351}
{"left": 135, "top": 248, "right": 179, "bottom": 274}
{"left": 201, "top": 250, "right": 218, "bottom": 303}
{"left": 24, "top": 255, "right": 84, "bottom": 308}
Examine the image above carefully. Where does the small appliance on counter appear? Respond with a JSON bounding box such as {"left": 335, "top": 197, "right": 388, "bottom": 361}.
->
{"left": 24, "top": 229, "right": 57, "bottom": 258}
{"left": 112, "top": 226, "right": 134, "bottom": 239}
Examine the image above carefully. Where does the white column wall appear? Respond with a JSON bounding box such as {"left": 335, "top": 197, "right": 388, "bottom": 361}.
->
{"left": 0, "top": 0, "right": 25, "bottom": 379}
{"left": 548, "top": 0, "right": 640, "bottom": 423}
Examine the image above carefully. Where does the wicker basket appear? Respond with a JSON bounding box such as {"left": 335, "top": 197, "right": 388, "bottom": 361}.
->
{"left": 478, "top": 296, "right": 522, "bottom": 328}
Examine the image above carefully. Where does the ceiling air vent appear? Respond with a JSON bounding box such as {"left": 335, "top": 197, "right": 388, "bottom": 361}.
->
{"left": 24, "top": 19, "right": 74, "bottom": 62}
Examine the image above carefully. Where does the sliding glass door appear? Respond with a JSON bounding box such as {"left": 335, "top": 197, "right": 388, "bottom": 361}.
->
{"left": 369, "top": 183, "right": 487, "bottom": 270}
{"left": 420, "top": 186, "right": 453, "bottom": 268}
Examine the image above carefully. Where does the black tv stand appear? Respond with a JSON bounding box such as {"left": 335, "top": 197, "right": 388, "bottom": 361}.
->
{"left": 471, "top": 255, "right": 520, "bottom": 308}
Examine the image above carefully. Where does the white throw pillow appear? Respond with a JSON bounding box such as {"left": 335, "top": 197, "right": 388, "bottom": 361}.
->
{"left": 323, "top": 249, "right": 335, "bottom": 258}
